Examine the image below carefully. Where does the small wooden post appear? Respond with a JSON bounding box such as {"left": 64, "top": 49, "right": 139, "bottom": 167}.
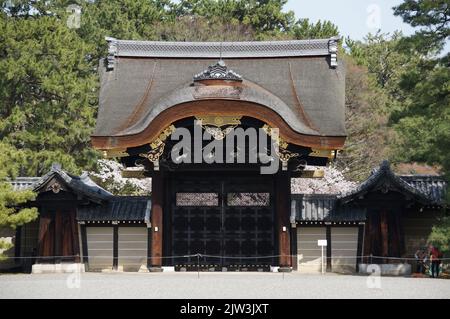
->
{"left": 80, "top": 224, "right": 89, "bottom": 266}
{"left": 356, "top": 222, "right": 365, "bottom": 272}
{"left": 150, "top": 172, "right": 164, "bottom": 269}
{"left": 54, "top": 211, "right": 62, "bottom": 263}
{"left": 147, "top": 227, "right": 152, "bottom": 269}
{"left": 276, "top": 172, "right": 291, "bottom": 270}
{"left": 113, "top": 225, "right": 118, "bottom": 271}
{"left": 326, "top": 225, "right": 332, "bottom": 272}
{"left": 290, "top": 226, "right": 298, "bottom": 270}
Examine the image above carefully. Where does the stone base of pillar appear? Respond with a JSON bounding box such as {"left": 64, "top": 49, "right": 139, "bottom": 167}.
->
{"left": 32, "top": 263, "right": 85, "bottom": 274}
{"left": 278, "top": 266, "right": 293, "bottom": 273}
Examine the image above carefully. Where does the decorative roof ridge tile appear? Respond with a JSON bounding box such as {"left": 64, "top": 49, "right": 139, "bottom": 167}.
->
{"left": 399, "top": 174, "right": 445, "bottom": 180}
{"left": 105, "top": 36, "right": 340, "bottom": 70}
{"left": 291, "top": 193, "right": 338, "bottom": 199}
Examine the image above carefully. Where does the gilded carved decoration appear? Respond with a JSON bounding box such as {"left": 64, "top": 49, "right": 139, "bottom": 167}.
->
{"left": 262, "top": 124, "right": 299, "bottom": 170}
{"left": 196, "top": 116, "right": 242, "bottom": 140}
{"left": 309, "top": 149, "right": 335, "bottom": 159}
{"left": 49, "top": 182, "right": 62, "bottom": 194}
{"left": 139, "top": 125, "right": 176, "bottom": 171}
{"left": 149, "top": 125, "right": 176, "bottom": 149}
{"left": 102, "top": 149, "right": 129, "bottom": 158}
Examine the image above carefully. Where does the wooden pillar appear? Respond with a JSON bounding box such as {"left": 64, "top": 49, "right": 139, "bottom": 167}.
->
{"left": 70, "top": 210, "right": 81, "bottom": 263}
{"left": 54, "top": 211, "right": 62, "bottom": 263}
{"left": 151, "top": 172, "right": 164, "bottom": 269}
{"left": 276, "top": 172, "right": 291, "bottom": 269}
{"left": 37, "top": 211, "right": 53, "bottom": 263}
{"left": 147, "top": 227, "right": 152, "bottom": 268}
{"left": 80, "top": 223, "right": 88, "bottom": 265}
{"left": 290, "top": 226, "right": 298, "bottom": 270}
{"left": 380, "top": 210, "right": 389, "bottom": 262}
{"left": 356, "top": 223, "right": 365, "bottom": 272}
{"left": 326, "top": 225, "right": 332, "bottom": 272}
{"left": 363, "top": 213, "right": 372, "bottom": 263}
{"left": 390, "top": 210, "right": 402, "bottom": 257}
{"left": 113, "top": 225, "right": 118, "bottom": 270}
{"left": 14, "top": 227, "right": 22, "bottom": 264}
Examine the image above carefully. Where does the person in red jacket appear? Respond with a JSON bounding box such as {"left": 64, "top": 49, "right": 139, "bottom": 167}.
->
{"left": 429, "top": 245, "right": 443, "bottom": 278}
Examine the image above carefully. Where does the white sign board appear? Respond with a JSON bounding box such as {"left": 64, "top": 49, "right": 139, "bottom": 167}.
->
{"left": 317, "top": 239, "right": 327, "bottom": 246}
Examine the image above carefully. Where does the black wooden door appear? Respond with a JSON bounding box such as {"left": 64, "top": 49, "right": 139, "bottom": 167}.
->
{"left": 169, "top": 174, "right": 275, "bottom": 268}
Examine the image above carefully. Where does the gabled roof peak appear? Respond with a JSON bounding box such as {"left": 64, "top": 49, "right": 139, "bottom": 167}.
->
{"left": 31, "top": 167, "right": 113, "bottom": 202}
{"left": 339, "top": 160, "right": 435, "bottom": 205}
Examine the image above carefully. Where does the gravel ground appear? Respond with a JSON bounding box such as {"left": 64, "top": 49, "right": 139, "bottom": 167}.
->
{"left": 0, "top": 272, "right": 449, "bottom": 299}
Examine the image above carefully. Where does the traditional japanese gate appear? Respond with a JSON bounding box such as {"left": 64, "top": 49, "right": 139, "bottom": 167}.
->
{"left": 166, "top": 172, "right": 276, "bottom": 270}
{"left": 91, "top": 38, "right": 347, "bottom": 272}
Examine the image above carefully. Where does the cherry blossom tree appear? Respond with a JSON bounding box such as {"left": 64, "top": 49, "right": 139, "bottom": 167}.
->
{"left": 291, "top": 165, "right": 357, "bottom": 194}
{"left": 90, "top": 160, "right": 151, "bottom": 195}
{"left": 92, "top": 160, "right": 356, "bottom": 196}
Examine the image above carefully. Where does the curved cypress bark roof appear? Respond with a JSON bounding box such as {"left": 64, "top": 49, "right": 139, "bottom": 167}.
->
{"left": 92, "top": 37, "right": 346, "bottom": 150}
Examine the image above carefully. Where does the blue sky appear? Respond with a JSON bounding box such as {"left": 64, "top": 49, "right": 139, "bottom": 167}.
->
{"left": 285, "top": 0, "right": 415, "bottom": 40}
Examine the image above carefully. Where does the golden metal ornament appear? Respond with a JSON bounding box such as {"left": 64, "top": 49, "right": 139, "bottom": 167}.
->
{"left": 195, "top": 116, "right": 242, "bottom": 140}
{"left": 299, "top": 170, "right": 325, "bottom": 178}
{"left": 150, "top": 125, "right": 176, "bottom": 148}
{"left": 261, "top": 124, "right": 288, "bottom": 149}
{"left": 102, "top": 149, "right": 129, "bottom": 158}
{"left": 309, "top": 148, "right": 335, "bottom": 159}
{"left": 139, "top": 142, "right": 165, "bottom": 162}
{"left": 121, "top": 170, "right": 147, "bottom": 179}
{"left": 203, "top": 126, "right": 236, "bottom": 140}
{"left": 262, "top": 124, "right": 299, "bottom": 170}
{"left": 195, "top": 116, "right": 241, "bottom": 127}
{"left": 276, "top": 148, "right": 299, "bottom": 171}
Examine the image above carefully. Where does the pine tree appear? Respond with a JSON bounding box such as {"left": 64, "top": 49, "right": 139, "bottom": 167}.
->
{"left": 391, "top": 0, "right": 450, "bottom": 200}
{"left": 0, "top": 8, "right": 99, "bottom": 176}
{"left": 0, "top": 142, "right": 37, "bottom": 259}
{"left": 392, "top": 0, "right": 449, "bottom": 251}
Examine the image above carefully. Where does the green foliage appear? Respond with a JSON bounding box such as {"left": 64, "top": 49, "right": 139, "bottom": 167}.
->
{"left": 152, "top": 15, "right": 256, "bottom": 42}
{"left": 340, "top": 32, "right": 416, "bottom": 180}
{"left": 346, "top": 32, "right": 418, "bottom": 96}
{"left": 393, "top": 0, "right": 449, "bottom": 54}
{"left": 0, "top": 240, "right": 13, "bottom": 260}
{"left": 391, "top": 59, "right": 450, "bottom": 198}
{"left": 292, "top": 19, "right": 338, "bottom": 40}
{"left": 0, "top": 11, "right": 99, "bottom": 176}
{"left": 335, "top": 54, "right": 394, "bottom": 181}
{"left": 389, "top": 0, "right": 450, "bottom": 202}
{"left": 171, "top": 0, "right": 296, "bottom": 37}
{"left": 390, "top": 0, "right": 450, "bottom": 246}
{"left": 0, "top": 142, "right": 38, "bottom": 259}
{"left": 428, "top": 215, "right": 450, "bottom": 254}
